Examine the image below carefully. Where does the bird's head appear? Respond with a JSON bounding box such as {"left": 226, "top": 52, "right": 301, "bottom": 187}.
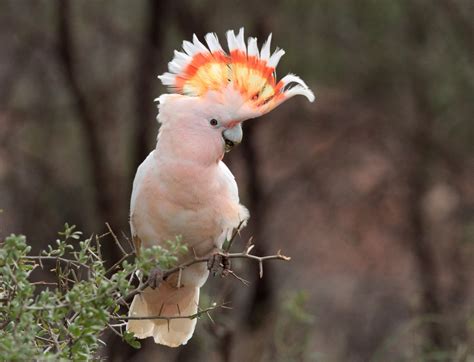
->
{"left": 156, "top": 28, "right": 315, "bottom": 157}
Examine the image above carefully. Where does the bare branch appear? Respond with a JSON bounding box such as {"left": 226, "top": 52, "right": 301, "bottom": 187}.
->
{"left": 122, "top": 240, "right": 290, "bottom": 303}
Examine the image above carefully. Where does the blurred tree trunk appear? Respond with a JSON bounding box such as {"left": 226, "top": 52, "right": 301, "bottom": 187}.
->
{"left": 406, "top": 85, "right": 445, "bottom": 350}
{"left": 404, "top": 2, "right": 446, "bottom": 351}
{"left": 108, "top": 1, "right": 172, "bottom": 360}
{"left": 241, "top": 19, "right": 275, "bottom": 328}
{"left": 131, "top": 0, "right": 169, "bottom": 176}
{"left": 56, "top": 0, "right": 123, "bottom": 239}
{"left": 240, "top": 121, "right": 274, "bottom": 327}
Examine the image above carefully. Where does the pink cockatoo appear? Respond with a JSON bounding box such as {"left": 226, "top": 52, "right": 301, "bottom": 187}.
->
{"left": 126, "top": 28, "right": 314, "bottom": 347}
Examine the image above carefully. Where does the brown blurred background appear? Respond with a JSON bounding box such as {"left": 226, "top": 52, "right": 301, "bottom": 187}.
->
{"left": 1, "top": 0, "right": 473, "bottom": 361}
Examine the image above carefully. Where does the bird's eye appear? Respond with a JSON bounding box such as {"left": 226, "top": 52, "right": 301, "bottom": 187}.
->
{"left": 209, "top": 119, "right": 219, "bottom": 126}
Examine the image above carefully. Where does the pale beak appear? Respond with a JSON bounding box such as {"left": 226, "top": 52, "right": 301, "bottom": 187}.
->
{"left": 222, "top": 123, "right": 243, "bottom": 152}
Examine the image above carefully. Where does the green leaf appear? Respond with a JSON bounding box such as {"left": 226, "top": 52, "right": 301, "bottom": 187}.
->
{"left": 123, "top": 331, "right": 141, "bottom": 349}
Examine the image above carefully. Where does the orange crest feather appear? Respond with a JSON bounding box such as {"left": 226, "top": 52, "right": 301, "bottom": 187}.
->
{"left": 158, "top": 28, "right": 314, "bottom": 114}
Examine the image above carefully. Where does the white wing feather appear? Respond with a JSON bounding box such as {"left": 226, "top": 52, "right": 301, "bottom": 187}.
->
{"left": 218, "top": 161, "right": 249, "bottom": 241}
{"left": 130, "top": 150, "right": 156, "bottom": 236}
{"left": 218, "top": 161, "right": 239, "bottom": 203}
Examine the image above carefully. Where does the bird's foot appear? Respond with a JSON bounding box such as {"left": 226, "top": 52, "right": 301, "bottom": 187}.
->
{"left": 147, "top": 266, "right": 164, "bottom": 289}
{"left": 207, "top": 251, "right": 231, "bottom": 277}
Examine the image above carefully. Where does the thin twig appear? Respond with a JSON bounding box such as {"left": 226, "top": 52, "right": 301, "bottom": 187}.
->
{"left": 35, "top": 335, "right": 56, "bottom": 344}
{"left": 176, "top": 267, "right": 183, "bottom": 288}
{"left": 105, "top": 253, "right": 133, "bottom": 276}
{"left": 227, "top": 247, "right": 290, "bottom": 279}
{"left": 23, "top": 256, "right": 90, "bottom": 270}
{"left": 224, "top": 220, "right": 245, "bottom": 252}
{"left": 121, "top": 231, "right": 135, "bottom": 254}
{"left": 95, "top": 234, "right": 103, "bottom": 260}
{"left": 106, "top": 222, "right": 127, "bottom": 256}
{"left": 227, "top": 270, "right": 250, "bottom": 286}
{"left": 48, "top": 325, "right": 61, "bottom": 352}
{"left": 107, "top": 322, "right": 123, "bottom": 338}
{"left": 31, "top": 281, "right": 58, "bottom": 286}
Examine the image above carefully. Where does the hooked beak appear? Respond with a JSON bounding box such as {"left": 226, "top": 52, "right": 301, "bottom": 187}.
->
{"left": 222, "top": 123, "right": 243, "bottom": 152}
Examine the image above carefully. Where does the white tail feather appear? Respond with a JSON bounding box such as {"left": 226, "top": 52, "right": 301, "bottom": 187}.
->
{"left": 127, "top": 283, "right": 200, "bottom": 347}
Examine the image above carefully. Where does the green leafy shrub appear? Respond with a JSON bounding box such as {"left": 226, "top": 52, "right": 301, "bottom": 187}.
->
{"left": 0, "top": 224, "right": 187, "bottom": 360}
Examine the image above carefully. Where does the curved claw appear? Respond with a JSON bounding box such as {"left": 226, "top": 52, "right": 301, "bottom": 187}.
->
{"left": 148, "top": 266, "right": 164, "bottom": 289}
{"left": 207, "top": 252, "right": 231, "bottom": 277}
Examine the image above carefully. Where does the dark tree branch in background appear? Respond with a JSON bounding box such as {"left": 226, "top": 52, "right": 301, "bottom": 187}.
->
{"left": 131, "top": 0, "right": 169, "bottom": 174}
{"left": 172, "top": 2, "right": 207, "bottom": 39}
{"left": 239, "top": 19, "right": 274, "bottom": 329}
{"left": 240, "top": 121, "right": 274, "bottom": 327}
{"left": 110, "top": 3, "right": 168, "bottom": 358}
{"left": 56, "top": 0, "right": 117, "bottom": 231}
{"left": 404, "top": 2, "right": 445, "bottom": 351}
{"left": 0, "top": 48, "right": 33, "bottom": 110}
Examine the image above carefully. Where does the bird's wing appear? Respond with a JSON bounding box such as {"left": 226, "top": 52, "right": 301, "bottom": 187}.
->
{"left": 218, "top": 160, "right": 239, "bottom": 204}
{"left": 217, "top": 161, "right": 249, "bottom": 242}
{"left": 130, "top": 150, "right": 156, "bottom": 237}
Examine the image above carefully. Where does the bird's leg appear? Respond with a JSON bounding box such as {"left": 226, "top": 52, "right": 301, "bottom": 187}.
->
{"left": 207, "top": 250, "right": 231, "bottom": 277}
{"left": 147, "top": 266, "right": 164, "bottom": 289}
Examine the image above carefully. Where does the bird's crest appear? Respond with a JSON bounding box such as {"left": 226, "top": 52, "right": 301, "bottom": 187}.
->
{"left": 158, "top": 28, "right": 314, "bottom": 115}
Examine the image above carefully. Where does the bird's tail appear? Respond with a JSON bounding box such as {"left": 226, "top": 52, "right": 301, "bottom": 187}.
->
{"left": 126, "top": 282, "right": 199, "bottom": 347}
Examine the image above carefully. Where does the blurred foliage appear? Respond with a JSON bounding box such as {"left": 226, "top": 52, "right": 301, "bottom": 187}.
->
{"left": 274, "top": 291, "right": 317, "bottom": 361}
{"left": 372, "top": 314, "right": 474, "bottom": 361}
